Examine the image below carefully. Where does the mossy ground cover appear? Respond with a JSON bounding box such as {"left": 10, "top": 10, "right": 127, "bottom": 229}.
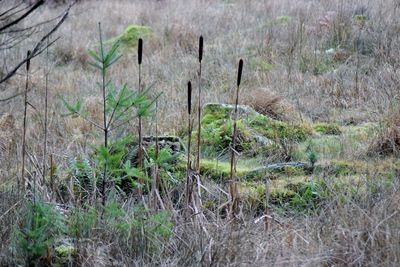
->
{"left": 196, "top": 103, "right": 313, "bottom": 158}
{"left": 181, "top": 106, "right": 395, "bottom": 212}
{"left": 107, "top": 25, "right": 152, "bottom": 48}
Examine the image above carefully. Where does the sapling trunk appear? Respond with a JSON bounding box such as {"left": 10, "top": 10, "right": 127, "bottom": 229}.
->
{"left": 186, "top": 81, "right": 193, "bottom": 209}
{"left": 196, "top": 36, "right": 203, "bottom": 173}
{"left": 21, "top": 50, "right": 31, "bottom": 194}
{"left": 229, "top": 59, "right": 243, "bottom": 217}
{"left": 99, "top": 23, "right": 108, "bottom": 206}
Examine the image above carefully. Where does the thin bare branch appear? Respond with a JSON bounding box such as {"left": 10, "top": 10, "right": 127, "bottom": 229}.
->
{"left": 0, "top": 5, "right": 70, "bottom": 84}
{"left": 0, "top": 0, "right": 44, "bottom": 32}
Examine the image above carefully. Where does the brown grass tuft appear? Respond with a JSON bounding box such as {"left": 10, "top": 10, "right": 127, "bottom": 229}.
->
{"left": 242, "top": 88, "right": 294, "bottom": 121}
{"left": 368, "top": 108, "right": 400, "bottom": 156}
{"left": 0, "top": 113, "right": 17, "bottom": 153}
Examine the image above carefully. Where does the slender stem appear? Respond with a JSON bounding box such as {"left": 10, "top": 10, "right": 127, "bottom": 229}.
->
{"left": 99, "top": 22, "right": 108, "bottom": 206}
{"left": 42, "top": 38, "right": 49, "bottom": 186}
{"left": 155, "top": 100, "right": 160, "bottom": 190}
{"left": 229, "top": 59, "right": 243, "bottom": 217}
{"left": 196, "top": 62, "right": 202, "bottom": 172}
{"left": 21, "top": 50, "right": 31, "bottom": 194}
{"left": 137, "top": 38, "right": 144, "bottom": 196}
{"left": 229, "top": 85, "right": 239, "bottom": 215}
{"left": 138, "top": 63, "right": 143, "bottom": 170}
{"left": 196, "top": 36, "right": 203, "bottom": 173}
{"left": 186, "top": 81, "right": 193, "bottom": 211}
{"left": 186, "top": 117, "right": 192, "bottom": 208}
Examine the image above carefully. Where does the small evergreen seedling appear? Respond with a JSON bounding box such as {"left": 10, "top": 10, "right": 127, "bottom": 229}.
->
{"left": 63, "top": 23, "right": 156, "bottom": 205}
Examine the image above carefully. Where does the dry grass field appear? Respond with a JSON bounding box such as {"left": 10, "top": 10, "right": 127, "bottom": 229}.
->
{"left": 1, "top": 0, "right": 400, "bottom": 266}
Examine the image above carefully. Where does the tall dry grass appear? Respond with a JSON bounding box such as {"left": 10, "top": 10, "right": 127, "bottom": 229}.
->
{"left": 1, "top": 0, "right": 400, "bottom": 265}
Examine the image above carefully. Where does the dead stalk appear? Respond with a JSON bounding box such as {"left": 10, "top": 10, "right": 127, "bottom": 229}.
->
{"left": 229, "top": 59, "right": 243, "bottom": 217}
{"left": 42, "top": 38, "right": 49, "bottom": 186}
{"left": 151, "top": 99, "right": 161, "bottom": 209}
{"left": 186, "top": 81, "right": 193, "bottom": 211}
{"left": 196, "top": 36, "right": 203, "bottom": 173}
{"left": 21, "top": 50, "right": 31, "bottom": 194}
{"left": 137, "top": 38, "right": 144, "bottom": 195}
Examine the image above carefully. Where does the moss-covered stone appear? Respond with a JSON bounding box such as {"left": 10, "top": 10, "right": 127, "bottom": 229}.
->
{"left": 199, "top": 103, "right": 312, "bottom": 157}
{"left": 108, "top": 25, "right": 152, "bottom": 48}
{"left": 199, "top": 159, "right": 259, "bottom": 182}
{"left": 54, "top": 244, "right": 76, "bottom": 266}
{"left": 314, "top": 122, "right": 342, "bottom": 135}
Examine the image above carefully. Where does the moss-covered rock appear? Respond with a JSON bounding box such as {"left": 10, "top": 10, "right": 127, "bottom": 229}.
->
{"left": 314, "top": 122, "right": 342, "bottom": 135}
{"left": 199, "top": 103, "right": 312, "bottom": 157}
{"left": 54, "top": 243, "right": 76, "bottom": 266}
{"left": 108, "top": 25, "right": 152, "bottom": 48}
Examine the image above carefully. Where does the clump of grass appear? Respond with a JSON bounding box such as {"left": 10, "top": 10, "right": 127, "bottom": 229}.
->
{"left": 242, "top": 88, "right": 292, "bottom": 121}
{"left": 368, "top": 108, "right": 400, "bottom": 156}
{"left": 314, "top": 122, "right": 342, "bottom": 135}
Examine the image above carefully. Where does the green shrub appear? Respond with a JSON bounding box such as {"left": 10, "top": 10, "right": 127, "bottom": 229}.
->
{"left": 13, "top": 201, "right": 66, "bottom": 266}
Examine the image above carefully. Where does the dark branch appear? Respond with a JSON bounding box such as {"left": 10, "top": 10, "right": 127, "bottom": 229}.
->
{"left": 0, "top": 5, "right": 71, "bottom": 84}
{"left": 0, "top": 1, "right": 24, "bottom": 19}
{"left": 0, "top": 0, "right": 44, "bottom": 32}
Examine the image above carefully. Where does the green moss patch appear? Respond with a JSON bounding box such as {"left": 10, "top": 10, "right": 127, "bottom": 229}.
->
{"left": 199, "top": 103, "right": 312, "bottom": 157}
{"left": 108, "top": 25, "right": 152, "bottom": 48}
{"left": 314, "top": 122, "right": 342, "bottom": 135}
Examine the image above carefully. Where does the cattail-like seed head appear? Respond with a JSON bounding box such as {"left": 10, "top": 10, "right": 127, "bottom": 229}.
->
{"left": 26, "top": 50, "right": 31, "bottom": 71}
{"left": 138, "top": 38, "right": 143, "bottom": 65}
{"left": 237, "top": 59, "right": 243, "bottom": 87}
{"left": 199, "top": 36, "right": 203, "bottom": 62}
{"left": 188, "top": 81, "right": 192, "bottom": 114}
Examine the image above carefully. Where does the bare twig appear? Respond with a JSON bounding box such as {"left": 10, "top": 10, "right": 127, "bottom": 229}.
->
{"left": 0, "top": 4, "right": 71, "bottom": 84}
{"left": 0, "top": 0, "right": 44, "bottom": 32}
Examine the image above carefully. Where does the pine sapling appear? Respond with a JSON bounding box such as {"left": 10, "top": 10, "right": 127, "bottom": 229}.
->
{"left": 98, "top": 23, "right": 109, "bottom": 206}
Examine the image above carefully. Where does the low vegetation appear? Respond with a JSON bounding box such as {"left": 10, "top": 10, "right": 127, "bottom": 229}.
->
{"left": 1, "top": 0, "right": 400, "bottom": 266}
